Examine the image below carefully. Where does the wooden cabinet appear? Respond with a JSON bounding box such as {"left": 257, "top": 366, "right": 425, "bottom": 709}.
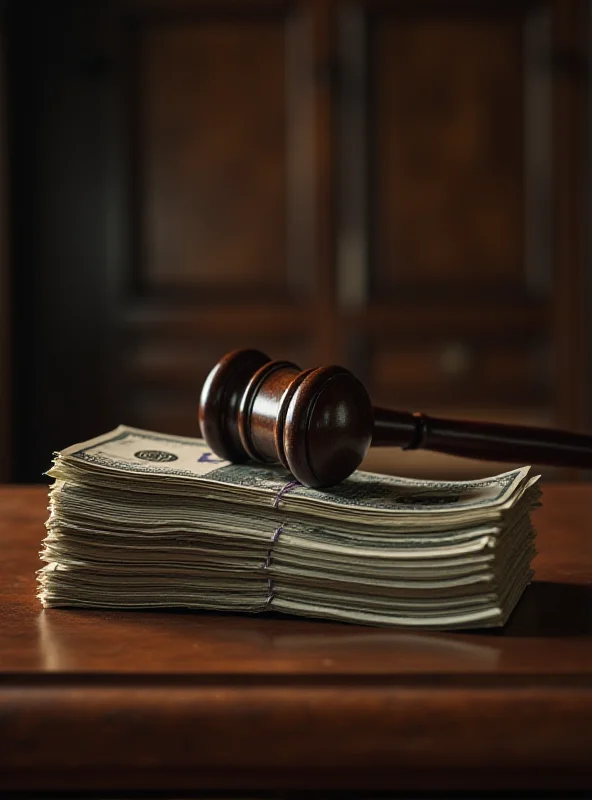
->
{"left": 338, "top": 3, "right": 544, "bottom": 404}
{"left": 7, "top": 0, "right": 591, "bottom": 480}
{"left": 0, "top": 20, "right": 8, "bottom": 482}
{"left": 121, "top": 2, "right": 319, "bottom": 433}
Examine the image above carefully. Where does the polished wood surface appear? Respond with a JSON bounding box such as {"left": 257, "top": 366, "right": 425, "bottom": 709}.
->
{"left": 199, "top": 349, "right": 592, "bottom": 487}
{"left": 0, "top": 483, "right": 591, "bottom": 793}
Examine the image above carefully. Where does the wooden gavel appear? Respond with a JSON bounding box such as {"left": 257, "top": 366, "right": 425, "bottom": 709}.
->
{"left": 198, "top": 349, "right": 592, "bottom": 488}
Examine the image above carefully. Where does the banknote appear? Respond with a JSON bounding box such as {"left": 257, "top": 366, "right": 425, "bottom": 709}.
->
{"left": 48, "top": 426, "right": 534, "bottom": 526}
{"left": 39, "top": 426, "right": 541, "bottom": 630}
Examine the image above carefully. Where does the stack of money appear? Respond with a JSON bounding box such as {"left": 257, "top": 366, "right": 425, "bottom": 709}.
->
{"left": 38, "top": 426, "right": 541, "bottom": 629}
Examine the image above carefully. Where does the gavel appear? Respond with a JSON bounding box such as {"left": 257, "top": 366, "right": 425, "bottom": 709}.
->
{"left": 198, "top": 348, "right": 592, "bottom": 488}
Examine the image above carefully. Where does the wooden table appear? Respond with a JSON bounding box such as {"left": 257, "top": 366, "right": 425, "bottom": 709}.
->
{"left": 0, "top": 484, "right": 591, "bottom": 795}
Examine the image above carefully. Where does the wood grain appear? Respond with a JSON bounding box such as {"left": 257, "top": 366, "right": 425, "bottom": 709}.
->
{"left": 8, "top": 0, "right": 590, "bottom": 481}
{"left": 371, "top": 9, "right": 524, "bottom": 292}
{"left": 0, "top": 484, "right": 591, "bottom": 792}
{"left": 0, "top": 23, "right": 9, "bottom": 483}
{"left": 335, "top": 0, "right": 590, "bottom": 458}
{"left": 553, "top": 0, "right": 591, "bottom": 437}
{"left": 138, "top": 14, "right": 287, "bottom": 294}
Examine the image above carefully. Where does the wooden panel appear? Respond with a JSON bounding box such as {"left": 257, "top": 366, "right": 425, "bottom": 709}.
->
{"left": 337, "top": 1, "right": 555, "bottom": 307}
{"left": 133, "top": 7, "right": 313, "bottom": 301}
{"left": 122, "top": 331, "right": 312, "bottom": 435}
{"left": 552, "top": 0, "right": 592, "bottom": 435}
{"left": 7, "top": 0, "right": 588, "bottom": 485}
{"left": 0, "top": 23, "right": 8, "bottom": 481}
{"left": 369, "top": 7, "right": 525, "bottom": 297}
{"left": 334, "top": 0, "right": 564, "bottom": 448}
{"left": 368, "top": 334, "right": 550, "bottom": 411}
{"left": 114, "top": 4, "right": 319, "bottom": 437}
{"left": 119, "top": 4, "right": 319, "bottom": 438}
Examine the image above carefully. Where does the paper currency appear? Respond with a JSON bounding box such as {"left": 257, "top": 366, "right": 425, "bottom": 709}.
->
{"left": 38, "top": 425, "right": 541, "bottom": 629}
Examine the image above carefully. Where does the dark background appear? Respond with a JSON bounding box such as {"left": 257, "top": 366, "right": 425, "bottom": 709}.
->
{"left": 0, "top": 0, "right": 591, "bottom": 482}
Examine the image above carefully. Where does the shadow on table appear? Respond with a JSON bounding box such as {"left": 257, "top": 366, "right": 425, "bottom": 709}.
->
{"left": 496, "top": 580, "right": 592, "bottom": 638}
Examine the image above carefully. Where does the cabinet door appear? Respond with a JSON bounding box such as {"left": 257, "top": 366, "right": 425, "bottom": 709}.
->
{"left": 10, "top": 0, "right": 327, "bottom": 479}
{"left": 335, "top": 0, "right": 590, "bottom": 442}
{"left": 117, "top": 0, "right": 322, "bottom": 434}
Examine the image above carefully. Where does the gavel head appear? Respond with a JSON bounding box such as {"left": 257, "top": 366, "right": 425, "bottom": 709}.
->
{"left": 198, "top": 349, "right": 373, "bottom": 488}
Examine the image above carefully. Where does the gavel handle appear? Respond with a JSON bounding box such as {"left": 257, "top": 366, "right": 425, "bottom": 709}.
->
{"left": 372, "top": 407, "right": 592, "bottom": 469}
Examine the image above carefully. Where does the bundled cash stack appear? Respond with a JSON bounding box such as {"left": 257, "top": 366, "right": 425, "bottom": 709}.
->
{"left": 38, "top": 426, "right": 541, "bottom": 629}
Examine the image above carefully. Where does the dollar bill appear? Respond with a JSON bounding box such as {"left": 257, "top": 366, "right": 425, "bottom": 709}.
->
{"left": 38, "top": 426, "right": 541, "bottom": 630}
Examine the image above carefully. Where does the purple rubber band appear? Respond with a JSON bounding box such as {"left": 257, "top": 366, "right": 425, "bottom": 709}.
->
{"left": 264, "top": 524, "right": 283, "bottom": 608}
{"left": 264, "top": 524, "right": 283, "bottom": 570}
{"left": 273, "top": 480, "right": 300, "bottom": 509}
{"left": 266, "top": 578, "right": 274, "bottom": 606}
{"left": 264, "top": 481, "right": 298, "bottom": 610}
